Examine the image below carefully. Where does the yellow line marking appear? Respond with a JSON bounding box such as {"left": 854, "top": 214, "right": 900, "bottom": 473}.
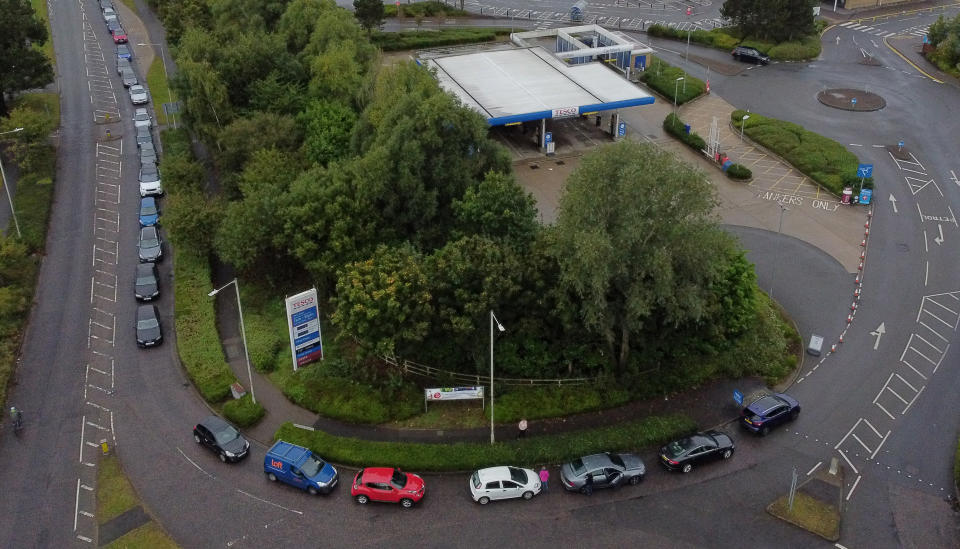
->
{"left": 883, "top": 36, "right": 944, "bottom": 84}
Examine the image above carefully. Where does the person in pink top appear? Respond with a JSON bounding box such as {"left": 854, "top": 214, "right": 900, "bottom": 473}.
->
{"left": 539, "top": 466, "right": 549, "bottom": 492}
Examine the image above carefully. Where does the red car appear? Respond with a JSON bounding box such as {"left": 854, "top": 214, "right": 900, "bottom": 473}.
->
{"left": 351, "top": 467, "right": 425, "bottom": 508}
{"left": 112, "top": 28, "right": 127, "bottom": 44}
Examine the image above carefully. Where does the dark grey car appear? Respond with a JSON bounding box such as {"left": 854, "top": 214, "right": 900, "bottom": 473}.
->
{"left": 559, "top": 452, "right": 645, "bottom": 493}
{"left": 134, "top": 263, "right": 159, "bottom": 301}
{"left": 139, "top": 141, "right": 157, "bottom": 165}
{"left": 135, "top": 304, "right": 162, "bottom": 347}
{"left": 117, "top": 56, "right": 131, "bottom": 75}
{"left": 137, "top": 225, "right": 162, "bottom": 262}
{"left": 193, "top": 416, "right": 250, "bottom": 463}
{"left": 136, "top": 125, "right": 153, "bottom": 147}
{"left": 120, "top": 66, "right": 137, "bottom": 87}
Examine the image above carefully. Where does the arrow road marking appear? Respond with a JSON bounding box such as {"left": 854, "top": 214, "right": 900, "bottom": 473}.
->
{"left": 870, "top": 322, "right": 886, "bottom": 350}
{"left": 889, "top": 193, "right": 898, "bottom": 213}
{"left": 934, "top": 224, "right": 944, "bottom": 245}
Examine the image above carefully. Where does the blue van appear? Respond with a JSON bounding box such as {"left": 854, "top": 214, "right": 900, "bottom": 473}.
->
{"left": 264, "top": 441, "right": 338, "bottom": 495}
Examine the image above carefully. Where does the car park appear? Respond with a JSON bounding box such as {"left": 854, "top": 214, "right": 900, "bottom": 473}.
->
{"left": 136, "top": 124, "right": 153, "bottom": 147}
{"left": 134, "top": 263, "right": 159, "bottom": 301}
{"left": 137, "top": 225, "right": 163, "bottom": 262}
{"left": 133, "top": 108, "right": 151, "bottom": 128}
{"left": 660, "top": 431, "right": 735, "bottom": 474}
{"left": 135, "top": 304, "right": 162, "bottom": 347}
{"left": 129, "top": 84, "right": 149, "bottom": 105}
{"left": 740, "top": 393, "right": 800, "bottom": 436}
{"left": 116, "top": 44, "right": 132, "bottom": 60}
{"left": 139, "top": 142, "right": 157, "bottom": 165}
{"left": 139, "top": 163, "right": 163, "bottom": 197}
{"left": 559, "top": 452, "right": 645, "bottom": 493}
{"left": 351, "top": 467, "right": 425, "bottom": 508}
{"left": 138, "top": 196, "right": 159, "bottom": 226}
{"left": 117, "top": 56, "right": 131, "bottom": 75}
{"left": 264, "top": 441, "right": 338, "bottom": 495}
{"left": 469, "top": 466, "right": 541, "bottom": 504}
{"left": 731, "top": 46, "right": 769, "bottom": 65}
{"left": 120, "top": 66, "right": 137, "bottom": 88}
{"left": 193, "top": 416, "right": 250, "bottom": 463}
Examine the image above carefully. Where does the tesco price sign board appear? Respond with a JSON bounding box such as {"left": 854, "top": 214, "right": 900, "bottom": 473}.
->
{"left": 424, "top": 387, "right": 484, "bottom": 401}
{"left": 285, "top": 288, "right": 324, "bottom": 371}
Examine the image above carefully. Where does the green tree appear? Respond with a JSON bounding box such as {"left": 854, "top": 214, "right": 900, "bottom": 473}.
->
{"left": 720, "top": 0, "right": 815, "bottom": 42}
{"left": 452, "top": 171, "right": 539, "bottom": 248}
{"left": 277, "top": 0, "right": 332, "bottom": 52}
{"left": 0, "top": 102, "right": 57, "bottom": 173}
{"left": 216, "top": 112, "right": 301, "bottom": 195}
{"left": 0, "top": 0, "right": 53, "bottom": 115}
{"left": 164, "top": 191, "right": 221, "bottom": 256}
{"left": 353, "top": 0, "right": 385, "bottom": 35}
{"left": 299, "top": 99, "right": 357, "bottom": 166}
{"left": 552, "top": 141, "right": 733, "bottom": 374}
{"left": 331, "top": 244, "right": 432, "bottom": 357}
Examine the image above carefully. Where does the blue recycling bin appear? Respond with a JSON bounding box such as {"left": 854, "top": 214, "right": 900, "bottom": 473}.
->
{"left": 684, "top": 124, "right": 691, "bottom": 134}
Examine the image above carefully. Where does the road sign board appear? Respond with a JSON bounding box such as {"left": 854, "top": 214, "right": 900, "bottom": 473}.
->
{"left": 733, "top": 390, "right": 744, "bottom": 406}
{"left": 857, "top": 163, "right": 873, "bottom": 178}
{"left": 851, "top": 97, "right": 857, "bottom": 105}
{"left": 544, "top": 132, "right": 552, "bottom": 144}
{"left": 859, "top": 188, "right": 873, "bottom": 205}
{"left": 618, "top": 122, "right": 626, "bottom": 137}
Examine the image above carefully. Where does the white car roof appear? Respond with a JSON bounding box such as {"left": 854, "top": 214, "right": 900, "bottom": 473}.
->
{"left": 475, "top": 466, "right": 517, "bottom": 483}
{"left": 135, "top": 108, "right": 148, "bottom": 116}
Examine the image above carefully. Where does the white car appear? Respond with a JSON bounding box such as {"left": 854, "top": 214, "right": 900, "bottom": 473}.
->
{"left": 138, "top": 163, "right": 163, "bottom": 197}
{"left": 129, "top": 84, "right": 149, "bottom": 105}
{"left": 469, "top": 466, "right": 541, "bottom": 504}
{"left": 103, "top": 8, "right": 117, "bottom": 24}
{"left": 133, "top": 108, "right": 151, "bottom": 129}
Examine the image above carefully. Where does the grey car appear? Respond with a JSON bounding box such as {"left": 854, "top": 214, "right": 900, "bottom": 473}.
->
{"left": 137, "top": 225, "right": 162, "bottom": 262}
{"left": 559, "top": 452, "right": 645, "bottom": 493}
{"left": 136, "top": 125, "right": 153, "bottom": 147}
{"left": 139, "top": 142, "right": 157, "bottom": 165}
{"left": 134, "top": 262, "right": 159, "bottom": 301}
{"left": 120, "top": 66, "right": 137, "bottom": 87}
{"left": 117, "top": 56, "right": 131, "bottom": 75}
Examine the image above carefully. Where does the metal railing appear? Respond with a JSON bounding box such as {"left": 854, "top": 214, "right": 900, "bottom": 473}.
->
{"left": 383, "top": 356, "right": 600, "bottom": 386}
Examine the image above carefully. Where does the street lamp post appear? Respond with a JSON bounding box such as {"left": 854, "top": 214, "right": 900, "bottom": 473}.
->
{"left": 137, "top": 42, "right": 176, "bottom": 128}
{"left": 740, "top": 114, "right": 750, "bottom": 142}
{"left": 209, "top": 278, "right": 256, "bottom": 404}
{"left": 0, "top": 127, "right": 25, "bottom": 238}
{"left": 489, "top": 310, "right": 505, "bottom": 445}
{"left": 770, "top": 203, "right": 789, "bottom": 299}
{"left": 674, "top": 77, "right": 684, "bottom": 114}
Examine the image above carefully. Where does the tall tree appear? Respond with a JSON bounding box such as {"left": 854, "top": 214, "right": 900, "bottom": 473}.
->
{"left": 353, "top": 0, "right": 385, "bottom": 35}
{"left": 452, "top": 171, "right": 539, "bottom": 249}
{"left": 0, "top": 0, "right": 53, "bottom": 115}
{"left": 551, "top": 141, "right": 733, "bottom": 374}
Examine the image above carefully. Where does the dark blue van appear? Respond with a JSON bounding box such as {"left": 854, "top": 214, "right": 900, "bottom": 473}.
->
{"left": 264, "top": 441, "right": 338, "bottom": 495}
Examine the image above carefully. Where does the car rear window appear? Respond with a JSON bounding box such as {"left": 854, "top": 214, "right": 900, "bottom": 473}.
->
{"left": 608, "top": 454, "right": 624, "bottom": 468}
{"left": 664, "top": 440, "right": 686, "bottom": 458}
{"left": 471, "top": 472, "right": 480, "bottom": 489}
{"left": 571, "top": 458, "right": 585, "bottom": 475}
{"left": 508, "top": 467, "right": 527, "bottom": 484}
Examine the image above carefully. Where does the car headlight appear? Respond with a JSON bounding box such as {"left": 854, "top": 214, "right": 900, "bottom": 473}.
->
{"left": 224, "top": 450, "right": 236, "bottom": 457}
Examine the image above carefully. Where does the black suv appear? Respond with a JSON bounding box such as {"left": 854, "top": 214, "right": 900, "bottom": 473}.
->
{"left": 193, "top": 416, "right": 250, "bottom": 463}
{"left": 731, "top": 46, "right": 769, "bottom": 65}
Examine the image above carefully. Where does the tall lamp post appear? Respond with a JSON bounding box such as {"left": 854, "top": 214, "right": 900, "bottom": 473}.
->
{"left": 0, "top": 127, "right": 24, "bottom": 238}
{"left": 209, "top": 278, "right": 256, "bottom": 404}
{"left": 674, "top": 77, "right": 684, "bottom": 114}
{"left": 770, "top": 203, "right": 789, "bottom": 299}
{"left": 136, "top": 42, "right": 176, "bottom": 129}
{"left": 740, "top": 114, "right": 750, "bottom": 142}
{"left": 489, "top": 310, "right": 505, "bottom": 444}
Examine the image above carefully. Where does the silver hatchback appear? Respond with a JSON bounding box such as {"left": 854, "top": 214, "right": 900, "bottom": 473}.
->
{"left": 559, "top": 452, "right": 645, "bottom": 493}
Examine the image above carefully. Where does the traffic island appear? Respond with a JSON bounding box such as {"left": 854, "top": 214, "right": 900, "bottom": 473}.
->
{"left": 817, "top": 88, "right": 885, "bottom": 112}
{"left": 766, "top": 460, "right": 844, "bottom": 541}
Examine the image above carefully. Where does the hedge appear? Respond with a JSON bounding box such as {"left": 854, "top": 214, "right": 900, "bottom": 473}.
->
{"left": 274, "top": 414, "right": 696, "bottom": 471}
{"left": 223, "top": 394, "right": 265, "bottom": 427}
{"left": 646, "top": 24, "right": 821, "bottom": 61}
{"left": 384, "top": 1, "right": 467, "bottom": 17}
{"left": 371, "top": 28, "right": 509, "bottom": 51}
{"left": 641, "top": 56, "right": 705, "bottom": 105}
{"left": 726, "top": 163, "right": 752, "bottom": 180}
{"left": 731, "top": 110, "right": 871, "bottom": 195}
{"left": 663, "top": 113, "right": 706, "bottom": 151}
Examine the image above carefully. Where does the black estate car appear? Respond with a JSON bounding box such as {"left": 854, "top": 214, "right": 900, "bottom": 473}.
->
{"left": 193, "top": 415, "right": 250, "bottom": 463}
{"left": 731, "top": 46, "right": 769, "bottom": 65}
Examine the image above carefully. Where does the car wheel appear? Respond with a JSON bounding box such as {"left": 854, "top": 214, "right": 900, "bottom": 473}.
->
{"left": 400, "top": 498, "right": 414, "bottom": 508}
{"left": 722, "top": 449, "right": 733, "bottom": 460}
{"left": 681, "top": 463, "right": 692, "bottom": 474}
{"left": 267, "top": 473, "right": 277, "bottom": 482}
{"left": 356, "top": 495, "right": 369, "bottom": 505}
{"left": 790, "top": 409, "right": 800, "bottom": 421}
{"left": 522, "top": 491, "right": 534, "bottom": 500}
{"left": 478, "top": 496, "right": 490, "bottom": 505}
{"left": 193, "top": 434, "right": 201, "bottom": 444}
{"left": 760, "top": 426, "right": 770, "bottom": 436}
{"left": 218, "top": 452, "right": 227, "bottom": 463}
{"left": 629, "top": 474, "right": 642, "bottom": 485}
{"left": 308, "top": 486, "right": 318, "bottom": 496}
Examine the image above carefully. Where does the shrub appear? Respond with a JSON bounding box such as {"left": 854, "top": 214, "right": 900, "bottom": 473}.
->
{"left": 492, "top": 384, "right": 631, "bottom": 423}
{"left": 384, "top": 1, "right": 467, "bottom": 17}
{"left": 766, "top": 35, "right": 821, "bottom": 61}
{"left": 646, "top": 24, "right": 819, "bottom": 60}
{"left": 726, "top": 163, "right": 752, "bottom": 180}
{"left": 223, "top": 394, "right": 265, "bottom": 427}
{"left": 641, "top": 56, "right": 705, "bottom": 105}
{"left": 240, "top": 289, "right": 287, "bottom": 373}
{"left": 274, "top": 413, "right": 697, "bottom": 471}
{"left": 663, "top": 113, "right": 707, "bottom": 151}
{"left": 371, "top": 28, "right": 509, "bottom": 51}
{"left": 731, "top": 110, "right": 863, "bottom": 196}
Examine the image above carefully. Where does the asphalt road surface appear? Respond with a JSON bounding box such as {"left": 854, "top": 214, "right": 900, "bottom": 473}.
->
{"left": 1, "top": 2, "right": 959, "bottom": 548}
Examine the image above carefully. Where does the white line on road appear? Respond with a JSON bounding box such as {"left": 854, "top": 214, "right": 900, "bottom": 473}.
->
{"left": 177, "top": 447, "right": 216, "bottom": 479}
{"left": 846, "top": 474, "right": 862, "bottom": 501}
{"left": 79, "top": 416, "right": 86, "bottom": 463}
{"left": 924, "top": 261, "right": 928, "bottom": 286}
{"left": 236, "top": 490, "right": 304, "bottom": 515}
{"left": 870, "top": 430, "right": 891, "bottom": 459}
{"left": 74, "top": 479, "right": 81, "bottom": 531}
{"left": 875, "top": 400, "right": 895, "bottom": 420}
{"left": 806, "top": 461, "right": 822, "bottom": 476}
{"left": 903, "top": 385, "right": 925, "bottom": 414}
{"left": 924, "top": 230, "right": 928, "bottom": 252}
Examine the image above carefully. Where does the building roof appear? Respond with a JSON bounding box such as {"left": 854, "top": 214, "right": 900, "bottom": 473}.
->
{"left": 426, "top": 46, "right": 653, "bottom": 126}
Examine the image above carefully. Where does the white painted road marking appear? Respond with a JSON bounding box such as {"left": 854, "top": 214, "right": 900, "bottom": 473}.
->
{"left": 869, "top": 322, "right": 886, "bottom": 350}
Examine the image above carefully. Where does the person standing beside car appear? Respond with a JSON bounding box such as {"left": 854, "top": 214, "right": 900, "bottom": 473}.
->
{"left": 539, "top": 466, "right": 549, "bottom": 492}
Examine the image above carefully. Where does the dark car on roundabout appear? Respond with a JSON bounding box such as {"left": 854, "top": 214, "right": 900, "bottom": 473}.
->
{"left": 731, "top": 45, "right": 769, "bottom": 65}
{"left": 559, "top": 452, "right": 645, "bottom": 493}
{"left": 660, "top": 430, "right": 735, "bottom": 473}
{"left": 740, "top": 393, "right": 800, "bottom": 436}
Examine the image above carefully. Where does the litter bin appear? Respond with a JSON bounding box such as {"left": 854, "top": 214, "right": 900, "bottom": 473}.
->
{"left": 684, "top": 124, "right": 691, "bottom": 134}
{"left": 841, "top": 187, "right": 853, "bottom": 205}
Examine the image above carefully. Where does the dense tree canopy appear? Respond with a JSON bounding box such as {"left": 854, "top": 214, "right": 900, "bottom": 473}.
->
{"left": 720, "top": 0, "right": 816, "bottom": 42}
{"left": 928, "top": 13, "right": 960, "bottom": 72}
{"left": 0, "top": 0, "right": 53, "bottom": 115}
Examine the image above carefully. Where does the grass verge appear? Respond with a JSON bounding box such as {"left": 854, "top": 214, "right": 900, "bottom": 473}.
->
{"left": 767, "top": 492, "right": 841, "bottom": 541}
{"left": 641, "top": 55, "right": 705, "bottom": 105}
{"left": 492, "top": 384, "right": 632, "bottom": 423}
{"left": 145, "top": 56, "right": 171, "bottom": 126}
{"left": 103, "top": 522, "right": 178, "bottom": 549}
{"left": 30, "top": 0, "right": 55, "bottom": 67}
{"left": 275, "top": 413, "right": 696, "bottom": 471}
{"left": 371, "top": 28, "right": 510, "bottom": 51}
{"left": 119, "top": 0, "right": 138, "bottom": 14}
{"left": 98, "top": 455, "right": 178, "bottom": 548}
{"left": 731, "top": 110, "right": 871, "bottom": 196}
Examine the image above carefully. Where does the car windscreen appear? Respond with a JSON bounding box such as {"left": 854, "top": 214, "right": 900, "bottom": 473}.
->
{"left": 609, "top": 454, "right": 625, "bottom": 468}
{"left": 570, "top": 458, "right": 585, "bottom": 475}
{"left": 664, "top": 439, "right": 688, "bottom": 458}
{"left": 141, "top": 203, "right": 157, "bottom": 216}
{"left": 300, "top": 455, "right": 325, "bottom": 477}
{"left": 390, "top": 469, "right": 407, "bottom": 489}
{"left": 137, "top": 317, "right": 158, "bottom": 330}
{"left": 508, "top": 467, "right": 528, "bottom": 484}
{"left": 140, "top": 231, "right": 159, "bottom": 246}
{"left": 136, "top": 271, "right": 154, "bottom": 284}
{"left": 212, "top": 425, "right": 239, "bottom": 446}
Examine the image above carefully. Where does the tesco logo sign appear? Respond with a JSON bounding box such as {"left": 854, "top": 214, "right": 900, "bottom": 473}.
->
{"left": 552, "top": 106, "right": 579, "bottom": 119}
